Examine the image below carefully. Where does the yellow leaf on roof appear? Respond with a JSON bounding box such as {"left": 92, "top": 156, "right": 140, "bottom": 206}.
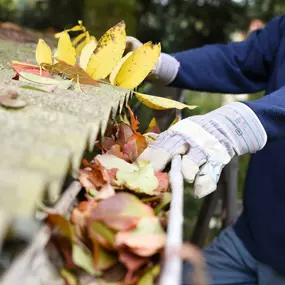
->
{"left": 35, "top": 39, "right": 52, "bottom": 66}
{"left": 57, "top": 32, "right": 76, "bottom": 66}
{"left": 55, "top": 21, "right": 86, "bottom": 38}
{"left": 86, "top": 21, "right": 126, "bottom": 80}
{"left": 135, "top": 92, "right": 198, "bottom": 111}
{"left": 112, "top": 42, "right": 161, "bottom": 89}
{"left": 109, "top": 51, "right": 133, "bottom": 85}
{"left": 79, "top": 39, "right": 97, "bottom": 70}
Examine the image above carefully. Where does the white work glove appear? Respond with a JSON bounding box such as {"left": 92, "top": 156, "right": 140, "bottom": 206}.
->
{"left": 138, "top": 102, "right": 267, "bottom": 198}
{"left": 125, "top": 36, "right": 180, "bottom": 85}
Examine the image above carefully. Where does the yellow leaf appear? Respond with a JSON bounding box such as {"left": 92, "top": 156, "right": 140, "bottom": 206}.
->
{"left": 35, "top": 39, "right": 53, "bottom": 66}
{"left": 72, "top": 32, "right": 87, "bottom": 47}
{"left": 109, "top": 51, "right": 133, "bottom": 85}
{"left": 57, "top": 32, "right": 76, "bottom": 66}
{"left": 79, "top": 39, "right": 97, "bottom": 70}
{"left": 86, "top": 21, "right": 126, "bottom": 80}
{"left": 112, "top": 42, "right": 161, "bottom": 89}
{"left": 135, "top": 92, "right": 198, "bottom": 110}
{"left": 55, "top": 23, "right": 86, "bottom": 38}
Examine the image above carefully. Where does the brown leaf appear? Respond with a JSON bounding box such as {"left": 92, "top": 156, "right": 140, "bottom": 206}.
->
{"left": 119, "top": 250, "right": 149, "bottom": 285}
{"left": 70, "top": 201, "right": 97, "bottom": 240}
{"left": 89, "top": 193, "right": 154, "bottom": 231}
{"left": 47, "top": 213, "right": 73, "bottom": 239}
{"left": 123, "top": 133, "right": 147, "bottom": 162}
{"left": 79, "top": 159, "right": 110, "bottom": 190}
{"left": 42, "top": 60, "right": 99, "bottom": 86}
{"left": 0, "top": 95, "right": 26, "bottom": 108}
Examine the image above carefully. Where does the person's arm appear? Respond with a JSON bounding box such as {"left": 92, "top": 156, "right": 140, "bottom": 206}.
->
{"left": 156, "top": 15, "right": 285, "bottom": 94}
{"left": 244, "top": 86, "right": 285, "bottom": 141}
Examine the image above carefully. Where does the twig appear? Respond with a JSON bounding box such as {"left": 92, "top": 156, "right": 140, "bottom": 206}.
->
{"left": 0, "top": 181, "right": 82, "bottom": 285}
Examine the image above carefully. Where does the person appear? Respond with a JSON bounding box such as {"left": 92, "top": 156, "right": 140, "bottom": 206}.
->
{"left": 126, "top": 14, "right": 285, "bottom": 285}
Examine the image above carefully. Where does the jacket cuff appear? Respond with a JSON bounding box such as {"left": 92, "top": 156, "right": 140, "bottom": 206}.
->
{"left": 155, "top": 53, "right": 180, "bottom": 85}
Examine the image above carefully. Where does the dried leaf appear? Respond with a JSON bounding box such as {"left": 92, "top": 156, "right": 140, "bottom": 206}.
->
{"left": 57, "top": 31, "right": 76, "bottom": 66}
{"left": 0, "top": 95, "right": 26, "bottom": 109}
{"left": 119, "top": 250, "right": 149, "bottom": 283}
{"left": 89, "top": 193, "right": 154, "bottom": 231}
{"left": 79, "top": 159, "right": 109, "bottom": 190}
{"left": 35, "top": 38, "right": 53, "bottom": 66}
{"left": 122, "top": 133, "right": 147, "bottom": 162}
{"left": 80, "top": 39, "right": 97, "bottom": 70}
{"left": 135, "top": 92, "right": 197, "bottom": 110}
{"left": 42, "top": 60, "right": 99, "bottom": 86}
{"left": 106, "top": 145, "right": 130, "bottom": 162}
{"left": 112, "top": 42, "right": 161, "bottom": 89}
{"left": 47, "top": 213, "right": 73, "bottom": 239}
{"left": 115, "top": 217, "right": 166, "bottom": 257}
{"left": 86, "top": 21, "right": 126, "bottom": 80}
{"left": 125, "top": 105, "right": 139, "bottom": 133}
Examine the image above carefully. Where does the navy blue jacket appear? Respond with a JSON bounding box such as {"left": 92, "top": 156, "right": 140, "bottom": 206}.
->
{"left": 170, "top": 15, "right": 285, "bottom": 275}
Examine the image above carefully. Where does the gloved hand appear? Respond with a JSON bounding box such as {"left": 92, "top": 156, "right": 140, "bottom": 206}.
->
{"left": 138, "top": 102, "right": 267, "bottom": 198}
{"left": 125, "top": 36, "right": 180, "bottom": 85}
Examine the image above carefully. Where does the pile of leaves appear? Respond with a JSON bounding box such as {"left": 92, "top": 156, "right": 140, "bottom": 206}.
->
{"left": 47, "top": 105, "right": 173, "bottom": 285}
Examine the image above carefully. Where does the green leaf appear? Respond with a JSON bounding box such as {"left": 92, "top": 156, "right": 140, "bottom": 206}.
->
{"left": 72, "top": 243, "right": 98, "bottom": 276}
{"left": 154, "top": 192, "right": 172, "bottom": 215}
{"left": 137, "top": 265, "right": 160, "bottom": 285}
{"left": 116, "top": 160, "right": 159, "bottom": 195}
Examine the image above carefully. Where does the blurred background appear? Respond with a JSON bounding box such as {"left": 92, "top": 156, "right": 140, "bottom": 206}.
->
{"left": 0, "top": 0, "right": 284, "bottom": 244}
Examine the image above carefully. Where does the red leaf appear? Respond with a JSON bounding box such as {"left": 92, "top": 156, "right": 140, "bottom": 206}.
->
{"left": 11, "top": 62, "right": 51, "bottom": 78}
{"left": 89, "top": 193, "right": 154, "bottom": 231}
{"left": 154, "top": 172, "right": 169, "bottom": 193}
{"left": 119, "top": 250, "right": 149, "bottom": 284}
{"left": 123, "top": 133, "right": 147, "bottom": 162}
{"left": 106, "top": 144, "right": 130, "bottom": 162}
{"left": 115, "top": 217, "right": 166, "bottom": 257}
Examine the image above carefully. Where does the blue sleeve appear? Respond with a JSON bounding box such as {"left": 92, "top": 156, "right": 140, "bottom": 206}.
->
{"left": 169, "top": 16, "right": 284, "bottom": 94}
{"left": 244, "top": 87, "right": 285, "bottom": 141}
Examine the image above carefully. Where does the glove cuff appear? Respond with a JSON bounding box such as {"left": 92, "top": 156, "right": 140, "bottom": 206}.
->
{"left": 154, "top": 53, "right": 180, "bottom": 85}
{"left": 191, "top": 102, "right": 267, "bottom": 155}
